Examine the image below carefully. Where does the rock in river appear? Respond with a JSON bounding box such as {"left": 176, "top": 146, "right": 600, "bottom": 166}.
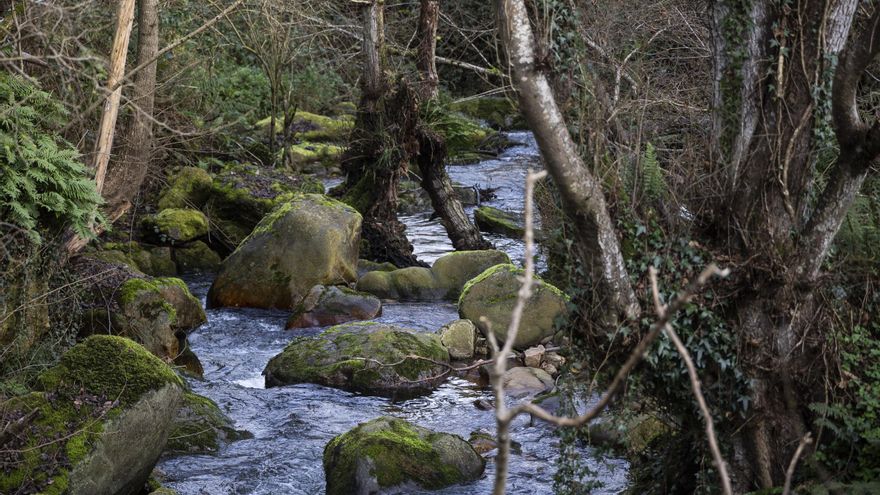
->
{"left": 323, "top": 416, "right": 485, "bottom": 495}
{"left": 0, "top": 336, "right": 184, "bottom": 495}
{"left": 263, "top": 322, "right": 449, "bottom": 396}
{"left": 459, "top": 264, "right": 569, "bottom": 350}
{"left": 286, "top": 285, "right": 382, "bottom": 329}
{"left": 207, "top": 194, "right": 361, "bottom": 310}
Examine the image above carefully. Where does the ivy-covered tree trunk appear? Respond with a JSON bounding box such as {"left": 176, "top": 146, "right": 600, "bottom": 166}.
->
{"left": 710, "top": 1, "right": 880, "bottom": 489}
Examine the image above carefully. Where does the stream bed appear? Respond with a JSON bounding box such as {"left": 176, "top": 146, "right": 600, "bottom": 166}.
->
{"left": 158, "top": 132, "right": 629, "bottom": 494}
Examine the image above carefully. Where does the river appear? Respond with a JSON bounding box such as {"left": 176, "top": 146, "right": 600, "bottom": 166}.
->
{"left": 158, "top": 132, "right": 629, "bottom": 494}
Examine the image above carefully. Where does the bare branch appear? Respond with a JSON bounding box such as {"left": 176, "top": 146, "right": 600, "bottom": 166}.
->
{"left": 782, "top": 433, "right": 813, "bottom": 495}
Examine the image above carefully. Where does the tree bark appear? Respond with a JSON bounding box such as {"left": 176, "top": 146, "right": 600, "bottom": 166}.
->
{"left": 496, "top": 0, "right": 640, "bottom": 322}
{"left": 103, "top": 0, "right": 160, "bottom": 223}
{"left": 92, "top": 0, "right": 137, "bottom": 195}
{"left": 416, "top": 0, "right": 439, "bottom": 100}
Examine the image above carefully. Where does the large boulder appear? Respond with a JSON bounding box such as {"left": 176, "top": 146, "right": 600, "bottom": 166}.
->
{"left": 142, "top": 208, "right": 209, "bottom": 245}
{"left": 431, "top": 250, "right": 510, "bottom": 298}
{"left": 165, "top": 392, "right": 249, "bottom": 455}
{"left": 286, "top": 285, "right": 381, "bottom": 329}
{"left": 0, "top": 336, "right": 184, "bottom": 495}
{"left": 263, "top": 322, "right": 449, "bottom": 396}
{"left": 323, "top": 416, "right": 484, "bottom": 495}
{"left": 207, "top": 194, "right": 361, "bottom": 310}
{"left": 356, "top": 250, "right": 510, "bottom": 301}
{"left": 458, "top": 264, "right": 569, "bottom": 350}
{"left": 157, "top": 167, "right": 213, "bottom": 210}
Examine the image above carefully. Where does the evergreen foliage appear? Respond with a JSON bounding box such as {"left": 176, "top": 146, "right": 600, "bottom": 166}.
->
{"left": 0, "top": 74, "right": 103, "bottom": 243}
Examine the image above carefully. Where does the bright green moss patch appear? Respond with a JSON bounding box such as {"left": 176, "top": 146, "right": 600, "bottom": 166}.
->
{"left": 323, "top": 416, "right": 484, "bottom": 495}
{"left": 37, "top": 335, "right": 183, "bottom": 407}
{"left": 158, "top": 167, "right": 214, "bottom": 210}
{"left": 289, "top": 142, "right": 344, "bottom": 167}
{"left": 143, "top": 208, "right": 209, "bottom": 243}
{"left": 256, "top": 111, "right": 354, "bottom": 142}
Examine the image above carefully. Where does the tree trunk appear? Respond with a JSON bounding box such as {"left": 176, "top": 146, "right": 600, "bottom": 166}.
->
{"left": 496, "top": 0, "right": 640, "bottom": 322}
{"left": 103, "top": 0, "right": 160, "bottom": 223}
{"left": 709, "top": 1, "right": 880, "bottom": 489}
{"left": 416, "top": 0, "right": 439, "bottom": 100}
{"left": 417, "top": 129, "right": 492, "bottom": 251}
{"left": 414, "top": 0, "right": 489, "bottom": 251}
{"left": 92, "top": 0, "right": 137, "bottom": 195}
{"left": 339, "top": 1, "right": 422, "bottom": 267}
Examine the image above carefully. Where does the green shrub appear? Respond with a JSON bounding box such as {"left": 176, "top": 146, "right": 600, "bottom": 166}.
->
{"left": 0, "top": 74, "right": 104, "bottom": 243}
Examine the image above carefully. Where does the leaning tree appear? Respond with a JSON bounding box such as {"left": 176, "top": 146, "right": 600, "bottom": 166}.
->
{"left": 498, "top": 0, "right": 880, "bottom": 490}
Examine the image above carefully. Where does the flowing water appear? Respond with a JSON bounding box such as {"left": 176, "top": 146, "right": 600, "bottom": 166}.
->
{"left": 158, "top": 132, "right": 629, "bottom": 494}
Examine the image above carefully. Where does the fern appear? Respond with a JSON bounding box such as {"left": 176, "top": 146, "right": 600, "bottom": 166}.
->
{"left": 623, "top": 141, "right": 667, "bottom": 204}
{"left": 0, "top": 74, "right": 104, "bottom": 243}
{"left": 836, "top": 179, "right": 880, "bottom": 260}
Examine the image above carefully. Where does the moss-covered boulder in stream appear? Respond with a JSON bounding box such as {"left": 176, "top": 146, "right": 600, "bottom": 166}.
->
{"left": 207, "top": 194, "right": 361, "bottom": 310}
{"left": 474, "top": 206, "right": 525, "bottom": 239}
{"left": 142, "top": 208, "right": 209, "bottom": 244}
{"left": 450, "top": 96, "right": 524, "bottom": 130}
{"left": 0, "top": 336, "right": 184, "bottom": 495}
{"left": 323, "top": 416, "right": 484, "bottom": 495}
{"left": 286, "top": 285, "right": 382, "bottom": 329}
{"left": 263, "top": 322, "right": 449, "bottom": 396}
{"left": 356, "top": 250, "right": 510, "bottom": 301}
{"left": 86, "top": 241, "right": 177, "bottom": 276}
{"left": 165, "top": 392, "right": 250, "bottom": 455}
{"left": 459, "top": 264, "right": 569, "bottom": 350}
{"left": 437, "top": 319, "right": 477, "bottom": 360}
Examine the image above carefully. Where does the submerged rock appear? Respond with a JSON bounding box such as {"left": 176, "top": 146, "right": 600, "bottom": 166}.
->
{"left": 501, "top": 366, "right": 555, "bottom": 398}
{"left": 323, "top": 416, "right": 485, "bottom": 495}
{"left": 263, "top": 322, "right": 449, "bottom": 396}
{"left": 437, "top": 319, "right": 477, "bottom": 360}
{"left": 458, "top": 264, "right": 569, "bottom": 349}
{"left": 207, "top": 194, "right": 361, "bottom": 310}
{"left": 165, "top": 392, "right": 249, "bottom": 455}
{"left": 356, "top": 250, "right": 510, "bottom": 301}
{"left": 286, "top": 285, "right": 382, "bottom": 329}
{"left": 0, "top": 336, "right": 184, "bottom": 495}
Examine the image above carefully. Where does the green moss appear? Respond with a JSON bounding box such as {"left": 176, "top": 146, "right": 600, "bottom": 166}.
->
{"left": 143, "top": 208, "right": 209, "bottom": 243}
{"left": 1, "top": 336, "right": 182, "bottom": 494}
{"left": 449, "top": 97, "right": 524, "bottom": 130}
{"left": 37, "top": 335, "right": 183, "bottom": 406}
{"left": 474, "top": 206, "right": 524, "bottom": 238}
{"left": 289, "top": 142, "right": 344, "bottom": 167}
{"left": 166, "top": 392, "right": 245, "bottom": 454}
{"left": 158, "top": 167, "right": 214, "bottom": 210}
{"left": 323, "top": 417, "right": 477, "bottom": 494}
{"left": 458, "top": 263, "right": 569, "bottom": 307}
{"left": 245, "top": 194, "right": 357, "bottom": 240}
{"left": 256, "top": 111, "right": 354, "bottom": 142}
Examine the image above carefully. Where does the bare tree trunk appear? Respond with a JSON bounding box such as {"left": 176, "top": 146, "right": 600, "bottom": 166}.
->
{"left": 416, "top": 0, "right": 439, "bottom": 100}
{"left": 413, "top": 0, "right": 489, "bottom": 251}
{"left": 417, "top": 129, "right": 492, "bottom": 251}
{"left": 92, "top": 0, "right": 137, "bottom": 195}
{"left": 103, "top": 0, "right": 160, "bottom": 222}
{"left": 496, "top": 0, "right": 640, "bottom": 322}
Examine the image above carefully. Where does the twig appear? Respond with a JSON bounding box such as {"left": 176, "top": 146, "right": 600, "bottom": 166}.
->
{"left": 782, "top": 433, "right": 813, "bottom": 495}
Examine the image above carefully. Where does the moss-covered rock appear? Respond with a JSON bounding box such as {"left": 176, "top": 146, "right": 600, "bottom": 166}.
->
{"left": 165, "top": 392, "right": 249, "bottom": 455}
{"left": 450, "top": 97, "right": 524, "bottom": 130}
{"left": 0, "top": 336, "right": 183, "bottom": 495}
{"left": 289, "top": 141, "right": 344, "bottom": 168}
{"left": 263, "top": 322, "right": 449, "bottom": 396}
{"left": 95, "top": 242, "right": 177, "bottom": 276}
{"left": 437, "top": 319, "right": 477, "bottom": 360}
{"left": 174, "top": 240, "right": 222, "bottom": 273}
{"left": 356, "top": 267, "right": 445, "bottom": 301}
{"left": 459, "top": 264, "right": 569, "bottom": 350}
{"left": 142, "top": 208, "right": 209, "bottom": 245}
{"left": 158, "top": 167, "right": 214, "bottom": 211}
{"left": 357, "top": 259, "right": 398, "bottom": 277}
{"left": 431, "top": 250, "right": 511, "bottom": 298}
{"left": 474, "top": 206, "right": 525, "bottom": 239}
{"left": 81, "top": 276, "right": 205, "bottom": 367}
{"left": 207, "top": 194, "right": 361, "bottom": 310}
{"left": 256, "top": 111, "right": 354, "bottom": 142}
{"left": 323, "top": 416, "right": 484, "bottom": 495}
{"left": 286, "top": 285, "right": 382, "bottom": 329}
